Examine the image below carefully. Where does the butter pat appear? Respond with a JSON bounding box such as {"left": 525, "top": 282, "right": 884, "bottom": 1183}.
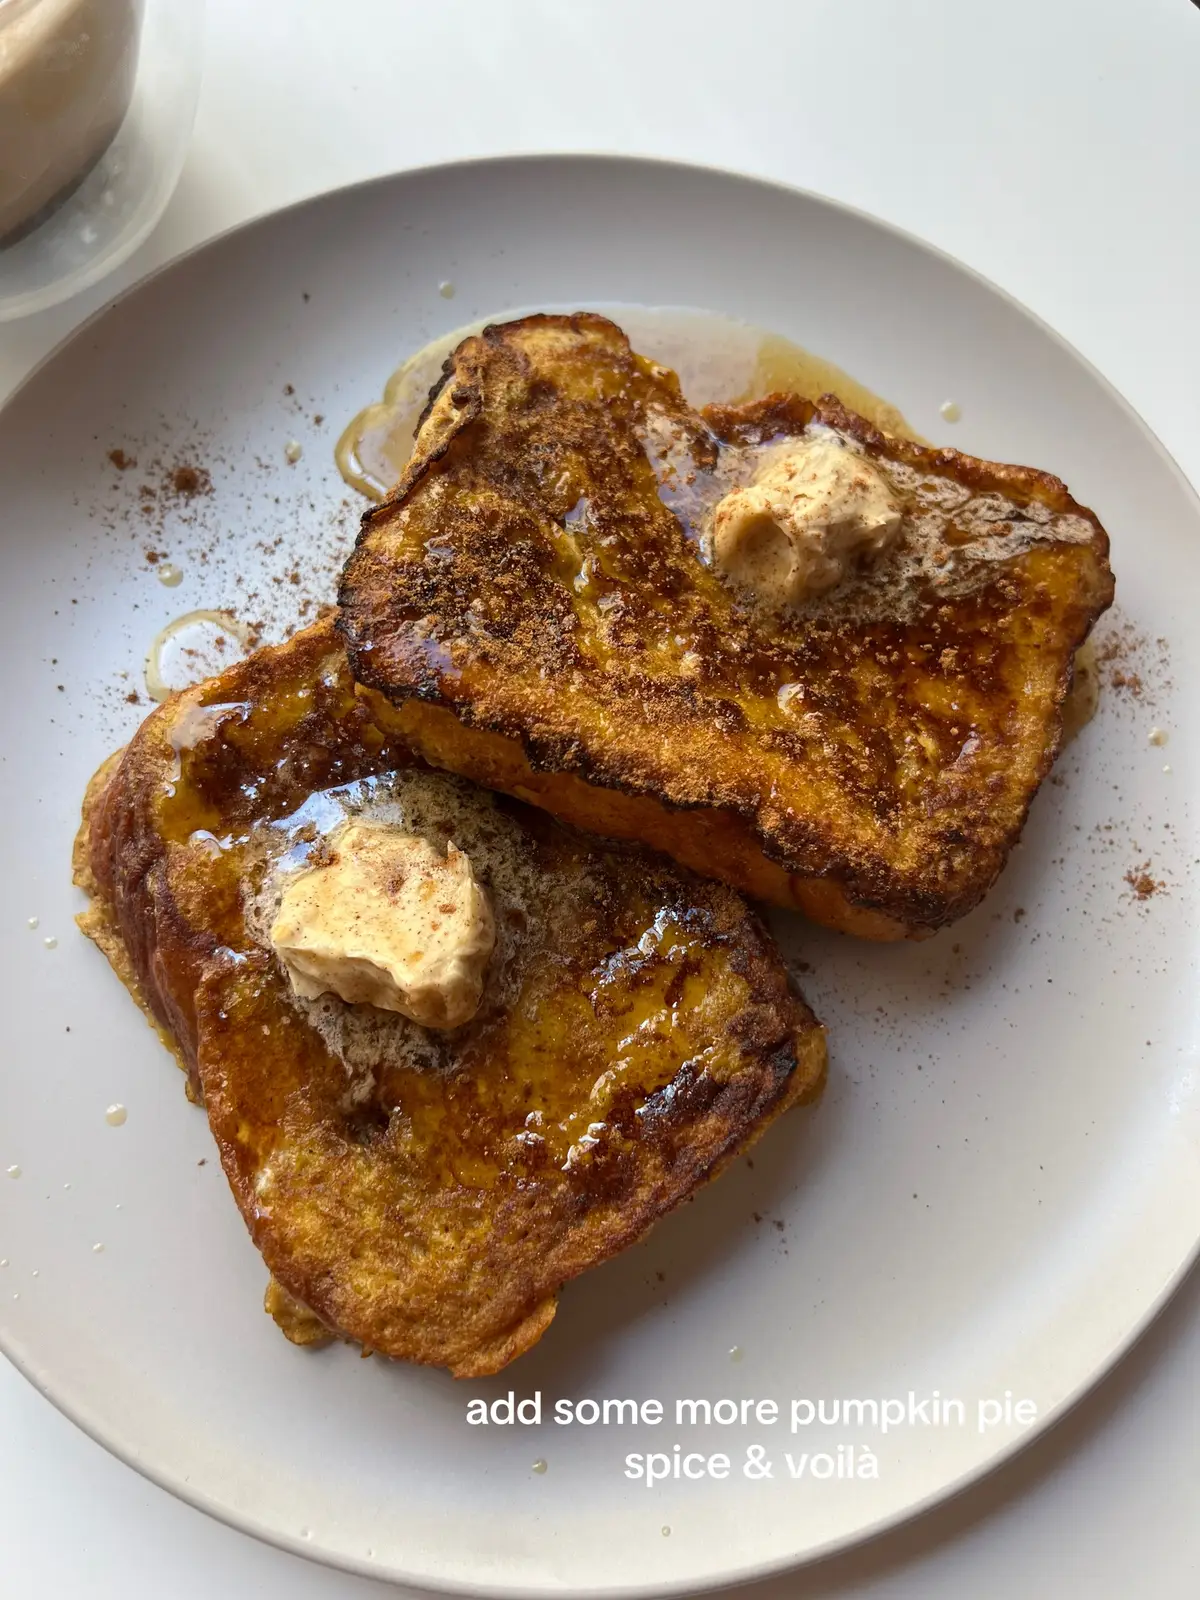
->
{"left": 270, "top": 822, "right": 495, "bottom": 1029}
{"left": 711, "top": 433, "right": 902, "bottom": 605}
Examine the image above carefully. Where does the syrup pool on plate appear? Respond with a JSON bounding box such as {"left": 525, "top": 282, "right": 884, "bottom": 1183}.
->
{"left": 145, "top": 609, "right": 258, "bottom": 703}
{"left": 334, "top": 305, "right": 918, "bottom": 504}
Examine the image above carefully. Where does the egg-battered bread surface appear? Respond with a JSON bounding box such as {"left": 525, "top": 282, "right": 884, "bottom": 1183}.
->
{"left": 339, "top": 313, "right": 1114, "bottom": 938}
{"left": 74, "top": 618, "right": 825, "bottom": 1377}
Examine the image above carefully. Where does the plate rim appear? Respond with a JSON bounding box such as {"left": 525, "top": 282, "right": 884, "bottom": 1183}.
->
{"left": 2, "top": 149, "right": 1198, "bottom": 1599}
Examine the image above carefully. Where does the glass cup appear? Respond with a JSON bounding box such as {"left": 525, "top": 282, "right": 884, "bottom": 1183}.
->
{"left": 0, "top": 0, "right": 204, "bottom": 320}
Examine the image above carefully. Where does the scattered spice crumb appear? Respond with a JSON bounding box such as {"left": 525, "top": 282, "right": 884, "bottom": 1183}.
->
{"left": 1013, "top": 907, "right": 1026, "bottom": 922}
{"left": 283, "top": 383, "right": 295, "bottom": 396}
{"left": 1110, "top": 669, "right": 1143, "bottom": 698}
{"left": 1093, "top": 619, "right": 1172, "bottom": 709}
{"left": 168, "top": 463, "right": 212, "bottom": 499}
{"left": 1124, "top": 864, "right": 1163, "bottom": 901}
{"left": 76, "top": 404, "right": 473, "bottom": 733}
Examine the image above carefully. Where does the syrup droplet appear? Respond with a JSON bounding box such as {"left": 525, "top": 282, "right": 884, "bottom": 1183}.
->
{"left": 92, "top": 1242, "right": 105, "bottom": 1253}
{"left": 284, "top": 439, "right": 303, "bottom": 464}
{"left": 156, "top": 562, "right": 183, "bottom": 588}
{"left": 43, "top": 935, "right": 57, "bottom": 949}
{"left": 532, "top": 1459, "right": 548, "bottom": 1475}
{"left": 661, "top": 1525, "right": 671, "bottom": 1538}
{"left": 1148, "top": 726, "right": 1169, "bottom": 746}
{"left": 105, "top": 1104, "right": 127, "bottom": 1127}
{"left": 27, "top": 916, "right": 38, "bottom": 930}
{"left": 11, "top": 1293, "right": 18, "bottom": 1301}
{"left": 30, "top": 1269, "right": 38, "bottom": 1278}
{"left": 0, "top": 1259, "right": 9, "bottom": 1268}
{"left": 6, "top": 1165, "right": 21, "bottom": 1179}
{"left": 1163, "top": 764, "right": 1172, "bottom": 773}
{"left": 939, "top": 400, "right": 962, "bottom": 422}
{"left": 728, "top": 1345, "right": 744, "bottom": 1362}
{"left": 438, "top": 280, "right": 456, "bottom": 299}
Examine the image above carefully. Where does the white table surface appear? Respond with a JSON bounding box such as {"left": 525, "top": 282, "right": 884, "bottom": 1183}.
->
{"left": 2, "top": 0, "right": 1199, "bottom": 1594}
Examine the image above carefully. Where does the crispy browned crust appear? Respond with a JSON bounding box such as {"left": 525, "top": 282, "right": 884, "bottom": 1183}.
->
{"left": 74, "top": 617, "right": 825, "bottom": 1377}
{"left": 338, "top": 313, "right": 1114, "bottom": 937}
{"left": 74, "top": 748, "right": 199, "bottom": 1084}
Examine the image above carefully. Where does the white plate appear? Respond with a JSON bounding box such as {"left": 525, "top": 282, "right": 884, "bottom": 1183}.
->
{"left": 1, "top": 156, "right": 1197, "bottom": 1598}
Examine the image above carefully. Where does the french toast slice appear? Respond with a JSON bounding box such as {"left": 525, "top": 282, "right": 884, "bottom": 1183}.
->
{"left": 74, "top": 617, "right": 826, "bottom": 1377}
{"left": 338, "top": 313, "right": 1114, "bottom": 939}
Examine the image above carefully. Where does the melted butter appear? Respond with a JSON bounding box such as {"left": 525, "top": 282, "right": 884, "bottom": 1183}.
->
{"left": 334, "top": 306, "right": 919, "bottom": 502}
{"left": 372, "top": 902, "right": 723, "bottom": 1179}
{"left": 168, "top": 700, "right": 251, "bottom": 757}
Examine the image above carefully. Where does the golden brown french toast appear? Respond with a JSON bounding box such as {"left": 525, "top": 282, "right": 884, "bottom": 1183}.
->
{"left": 339, "top": 313, "right": 1114, "bottom": 939}
{"left": 74, "top": 618, "right": 825, "bottom": 1377}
